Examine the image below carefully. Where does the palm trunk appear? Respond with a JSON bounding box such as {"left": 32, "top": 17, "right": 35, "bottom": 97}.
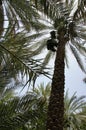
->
{"left": 0, "top": 3, "right": 4, "bottom": 37}
{"left": 46, "top": 36, "right": 66, "bottom": 130}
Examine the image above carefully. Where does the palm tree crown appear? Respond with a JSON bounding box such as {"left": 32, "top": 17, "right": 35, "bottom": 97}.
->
{"left": 33, "top": 0, "right": 86, "bottom": 72}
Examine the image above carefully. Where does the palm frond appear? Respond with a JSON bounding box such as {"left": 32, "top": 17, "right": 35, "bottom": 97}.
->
{"left": 0, "top": 91, "right": 38, "bottom": 130}
{"left": 70, "top": 44, "right": 86, "bottom": 73}
{"left": 0, "top": 33, "right": 51, "bottom": 90}
{"left": 65, "top": 46, "right": 69, "bottom": 68}
{"left": 72, "top": 40, "right": 86, "bottom": 57}
{"left": 76, "top": 25, "right": 86, "bottom": 40}
{"left": 70, "top": 95, "right": 86, "bottom": 112}
{"left": 73, "top": 0, "right": 86, "bottom": 21}
{"left": 0, "top": 87, "right": 47, "bottom": 130}
{"left": 1, "top": 0, "right": 50, "bottom": 39}
{"left": 64, "top": 89, "right": 86, "bottom": 129}
{"left": 34, "top": 82, "right": 51, "bottom": 99}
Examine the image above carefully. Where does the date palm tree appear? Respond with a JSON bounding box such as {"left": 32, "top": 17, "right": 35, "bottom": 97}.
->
{"left": 30, "top": 0, "right": 86, "bottom": 129}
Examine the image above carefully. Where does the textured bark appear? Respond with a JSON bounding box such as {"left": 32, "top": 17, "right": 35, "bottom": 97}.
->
{"left": 0, "top": 4, "right": 4, "bottom": 37}
{"left": 46, "top": 36, "right": 66, "bottom": 130}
